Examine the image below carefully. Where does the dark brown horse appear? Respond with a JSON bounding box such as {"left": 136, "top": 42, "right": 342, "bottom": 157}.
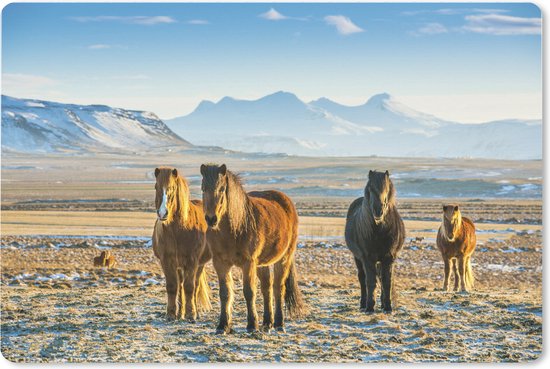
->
{"left": 345, "top": 170, "right": 405, "bottom": 313}
{"left": 152, "top": 167, "right": 211, "bottom": 321}
{"left": 200, "top": 163, "right": 305, "bottom": 334}
{"left": 436, "top": 204, "right": 476, "bottom": 292}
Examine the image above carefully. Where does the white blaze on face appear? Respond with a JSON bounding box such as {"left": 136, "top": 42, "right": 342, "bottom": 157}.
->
{"left": 158, "top": 189, "right": 168, "bottom": 220}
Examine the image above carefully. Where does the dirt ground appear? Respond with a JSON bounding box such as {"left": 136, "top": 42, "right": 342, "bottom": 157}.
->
{"left": 0, "top": 225, "right": 542, "bottom": 362}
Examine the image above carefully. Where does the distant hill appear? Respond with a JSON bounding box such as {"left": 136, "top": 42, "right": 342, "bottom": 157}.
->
{"left": 1, "top": 95, "right": 191, "bottom": 153}
{"left": 166, "top": 91, "right": 541, "bottom": 159}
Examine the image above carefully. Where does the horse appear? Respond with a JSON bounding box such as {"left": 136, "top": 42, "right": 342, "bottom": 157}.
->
{"left": 152, "top": 167, "right": 212, "bottom": 321}
{"left": 436, "top": 204, "right": 476, "bottom": 292}
{"left": 93, "top": 250, "right": 117, "bottom": 268}
{"left": 200, "top": 163, "right": 306, "bottom": 334}
{"left": 345, "top": 170, "right": 405, "bottom": 313}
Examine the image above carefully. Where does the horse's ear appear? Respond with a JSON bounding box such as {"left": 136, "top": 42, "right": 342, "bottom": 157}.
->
{"left": 154, "top": 168, "right": 160, "bottom": 178}
{"left": 200, "top": 164, "right": 206, "bottom": 176}
{"left": 172, "top": 168, "right": 178, "bottom": 177}
{"left": 368, "top": 170, "right": 373, "bottom": 178}
{"left": 442, "top": 205, "right": 447, "bottom": 211}
{"left": 385, "top": 170, "right": 389, "bottom": 177}
{"left": 454, "top": 205, "right": 459, "bottom": 212}
{"left": 219, "top": 164, "right": 227, "bottom": 176}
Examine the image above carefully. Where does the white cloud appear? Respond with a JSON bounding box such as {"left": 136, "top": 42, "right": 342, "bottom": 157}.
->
{"left": 71, "top": 16, "right": 176, "bottom": 25}
{"left": 259, "top": 8, "right": 288, "bottom": 21}
{"left": 2, "top": 73, "right": 57, "bottom": 90}
{"left": 401, "top": 8, "right": 509, "bottom": 16}
{"left": 462, "top": 14, "right": 541, "bottom": 35}
{"left": 88, "top": 44, "right": 111, "bottom": 50}
{"left": 187, "top": 19, "right": 209, "bottom": 25}
{"left": 412, "top": 22, "right": 448, "bottom": 36}
{"left": 324, "top": 15, "right": 364, "bottom": 35}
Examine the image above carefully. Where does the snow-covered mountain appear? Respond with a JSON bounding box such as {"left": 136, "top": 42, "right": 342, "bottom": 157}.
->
{"left": 1, "top": 95, "right": 191, "bottom": 153}
{"left": 167, "top": 91, "right": 541, "bottom": 159}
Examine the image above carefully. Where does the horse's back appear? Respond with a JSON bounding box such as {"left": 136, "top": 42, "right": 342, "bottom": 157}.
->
{"left": 462, "top": 216, "right": 476, "bottom": 255}
{"left": 249, "top": 190, "right": 298, "bottom": 220}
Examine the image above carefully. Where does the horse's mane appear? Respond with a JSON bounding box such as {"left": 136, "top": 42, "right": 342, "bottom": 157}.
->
{"left": 442, "top": 206, "right": 462, "bottom": 241}
{"left": 157, "top": 168, "right": 190, "bottom": 227}
{"left": 201, "top": 165, "right": 256, "bottom": 236}
{"left": 356, "top": 171, "right": 397, "bottom": 237}
{"left": 225, "top": 171, "right": 256, "bottom": 236}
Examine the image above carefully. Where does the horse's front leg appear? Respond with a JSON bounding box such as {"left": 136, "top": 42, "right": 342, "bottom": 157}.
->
{"left": 163, "top": 265, "right": 179, "bottom": 321}
{"left": 242, "top": 260, "right": 259, "bottom": 332}
{"left": 380, "top": 258, "right": 394, "bottom": 313}
{"left": 354, "top": 257, "right": 367, "bottom": 311}
{"left": 213, "top": 258, "right": 234, "bottom": 334}
{"left": 364, "top": 260, "right": 377, "bottom": 313}
{"left": 258, "top": 266, "right": 273, "bottom": 331}
{"left": 443, "top": 257, "right": 451, "bottom": 292}
{"left": 183, "top": 264, "right": 198, "bottom": 322}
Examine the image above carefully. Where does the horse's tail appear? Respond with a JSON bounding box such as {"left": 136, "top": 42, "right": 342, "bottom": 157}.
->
{"left": 285, "top": 258, "right": 307, "bottom": 319}
{"left": 465, "top": 258, "right": 475, "bottom": 290}
{"left": 196, "top": 267, "right": 212, "bottom": 312}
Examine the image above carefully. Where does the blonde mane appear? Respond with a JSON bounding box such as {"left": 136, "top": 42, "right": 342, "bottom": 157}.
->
{"left": 156, "top": 168, "right": 190, "bottom": 228}
{"left": 441, "top": 206, "right": 462, "bottom": 242}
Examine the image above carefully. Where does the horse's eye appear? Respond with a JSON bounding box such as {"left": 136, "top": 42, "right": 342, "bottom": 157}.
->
{"left": 219, "top": 186, "right": 226, "bottom": 193}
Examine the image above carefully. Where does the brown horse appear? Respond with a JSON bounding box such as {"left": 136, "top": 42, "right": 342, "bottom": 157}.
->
{"left": 93, "top": 250, "right": 117, "bottom": 268}
{"left": 200, "top": 163, "right": 305, "bottom": 334}
{"left": 152, "top": 167, "right": 212, "bottom": 321}
{"left": 436, "top": 204, "right": 476, "bottom": 292}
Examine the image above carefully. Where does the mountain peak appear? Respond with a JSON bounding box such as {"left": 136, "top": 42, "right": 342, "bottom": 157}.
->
{"left": 259, "top": 90, "right": 301, "bottom": 103}
{"left": 365, "top": 92, "right": 392, "bottom": 106}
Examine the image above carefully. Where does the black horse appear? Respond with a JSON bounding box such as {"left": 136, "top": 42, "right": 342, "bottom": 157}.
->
{"left": 345, "top": 170, "right": 405, "bottom": 313}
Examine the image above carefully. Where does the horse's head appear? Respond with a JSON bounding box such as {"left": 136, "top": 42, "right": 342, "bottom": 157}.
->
{"left": 365, "top": 170, "right": 393, "bottom": 224}
{"left": 200, "top": 163, "right": 228, "bottom": 229}
{"left": 442, "top": 204, "right": 461, "bottom": 240}
{"left": 154, "top": 167, "right": 181, "bottom": 222}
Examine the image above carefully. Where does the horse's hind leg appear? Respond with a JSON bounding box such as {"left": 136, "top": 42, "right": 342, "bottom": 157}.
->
{"left": 364, "top": 260, "right": 377, "bottom": 313}
{"left": 354, "top": 257, "right": 367, "bottom": 310}
{"left": 273, "top": 259, "right": 291, "bottom": 332}
{"left": 380, "top": 258, "right": 394, "bottom": 313}
{"left": 176, "top": 267, "right": 185, "bottom": 319}
{"left": 458, "top": 256, "right": 468, "bottom": 292}
{"left": 242, "top": 261, "right": 259, "bottom": 332}
{"left": 258, "top": 266, "right": 274, "bottom": 331}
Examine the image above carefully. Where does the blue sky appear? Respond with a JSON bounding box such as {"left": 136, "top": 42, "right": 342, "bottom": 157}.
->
{"left": 2, "top": 2, "right": 542, "bottom": 122}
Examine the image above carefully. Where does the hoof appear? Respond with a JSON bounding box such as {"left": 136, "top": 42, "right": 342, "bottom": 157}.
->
{"left": 275, "top": 326, "right": 286, "bottom": 333}
{"left": 261, "top": 325, "right": 273, "bottom": 333}
{"left": 215, "top": 326, "right": 233, "bottom": 335}
{"left": 246, "top": 326, "right": 259, "bottom": 333}
{"left": 185, "top": 318, "right": 197, "bottom": 324}
{"left": 383, "top": 309, "right": 393, "bottom": 315}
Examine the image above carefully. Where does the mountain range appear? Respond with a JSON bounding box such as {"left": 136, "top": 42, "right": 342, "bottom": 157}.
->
{"left": 166, "top": 91, "right": 541, "bottom": 159}
{"left": 1, "top": 95, "right": 190, "bottom": 153}
{"left": 1, "top": 93, "right": 541, "bottom": 159}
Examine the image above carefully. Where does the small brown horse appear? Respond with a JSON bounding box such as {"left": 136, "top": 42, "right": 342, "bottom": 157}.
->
{"left": 200, "top": 163, "right": 306, "bottom": 334}
{"left": 93, "top": 250, "right": 117, "bottom": 268}
{"left": 152, "top": 167, "right": 212, "bottom": 321}
{"left": 436, "top": 204, "right": 476, "bottom": 292}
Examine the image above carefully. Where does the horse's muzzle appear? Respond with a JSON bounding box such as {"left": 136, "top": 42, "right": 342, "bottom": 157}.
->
{"left": 205, "top": 214, "right": 218, "bottom": 228}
